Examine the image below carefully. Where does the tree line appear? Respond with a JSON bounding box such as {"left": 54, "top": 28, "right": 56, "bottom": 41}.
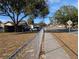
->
{"left": 53, "top": 5, "right": 78, "bottom": 28}
{"left": 0, "top": 0, "right": 49, "bottom": 31}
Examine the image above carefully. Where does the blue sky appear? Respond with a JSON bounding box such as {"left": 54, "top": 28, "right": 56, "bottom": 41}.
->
{"left": 0, "top": 0, "right": 78, "bottom": 24}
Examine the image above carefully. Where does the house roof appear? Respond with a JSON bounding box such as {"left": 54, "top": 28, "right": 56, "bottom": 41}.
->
{"left": 4, "top": 21, "right": 28, "bottom": 26}
{"left": 5, "top": 23, "right": 13, "bottom": 26}
{"left": 0, "top": 23, "right": 4, "bottom": 27}
{"left": 5, "top": 21, "right": 14, "bottom": 26}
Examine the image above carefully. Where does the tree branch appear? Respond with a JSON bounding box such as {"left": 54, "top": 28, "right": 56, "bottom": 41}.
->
{"left": 18, "top": 14, "right": 27, "bottom": 24}
{"left": 0, "top": 4, "right": 16, "bottom": 23}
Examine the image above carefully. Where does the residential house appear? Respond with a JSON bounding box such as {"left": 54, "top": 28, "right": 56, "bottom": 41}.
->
{"left": 4, "top": 21, "right": 30, "bottom": 32}
{"left": 0, "top": 21, "right": 4, "bottom": 32}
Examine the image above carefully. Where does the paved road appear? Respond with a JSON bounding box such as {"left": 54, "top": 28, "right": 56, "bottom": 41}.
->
{"left": 70, "top": 30, "right": 78, "bottom": 35}
{"left": 44, "top": 33, "right": 70, "bottom": 59}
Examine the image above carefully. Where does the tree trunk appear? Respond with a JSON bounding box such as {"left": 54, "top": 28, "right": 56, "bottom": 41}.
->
{"left": 65, "top": 25, "right": 67, "bottom": 29}
{"left": 64, "top": 23, "right": 67, "bottom": 29}
{"left": 14, "top": 24, "right": 18, "bottom": 32}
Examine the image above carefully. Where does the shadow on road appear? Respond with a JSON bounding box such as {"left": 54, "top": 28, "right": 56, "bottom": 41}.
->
{"left": 45, "top": 29, "right": 78, "bottom": 33}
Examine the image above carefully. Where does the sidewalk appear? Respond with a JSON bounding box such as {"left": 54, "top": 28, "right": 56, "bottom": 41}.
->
{"left": 44, "top": 33, "right": 70, "bottom": 59}
{"left": 52, "top": 32, "right": 77, "bottom": 59}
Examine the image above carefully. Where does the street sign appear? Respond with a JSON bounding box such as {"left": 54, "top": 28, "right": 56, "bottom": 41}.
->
{"left": 67, "top": 20, "right": 72, "bottom": 25}
{"left": 67, "top": 20, "right": 73, "bottom": 32}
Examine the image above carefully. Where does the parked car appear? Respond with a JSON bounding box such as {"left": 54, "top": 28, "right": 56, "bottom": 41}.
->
{"left": 32, "top": 26, "right": 41, "bottom": 31}
{"left": 24, "top": 26, "right": 30, "bottom": 31}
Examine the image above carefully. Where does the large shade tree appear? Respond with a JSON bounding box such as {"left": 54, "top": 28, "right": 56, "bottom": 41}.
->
{"left": 54, "top": 5, "right": 78, "bottom": 27}
{"left": 39, "top": 21, "right": 47, "bottom": 27}
{"left": 27, "top": 15, "right": 34, "bottom": 25}
{"left": 0, "top": 0, "right": 49, "bottom": 31}
{"left": 0, "top": 20, "right": 2, "bottom": 23}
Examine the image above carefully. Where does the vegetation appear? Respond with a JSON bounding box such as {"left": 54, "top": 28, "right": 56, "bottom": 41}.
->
{"left": 27, "top": 15, "right": 34, "bottom": 25}
{"left": 54, "top": 5, "right": 78, "bottom": 28}
{"left": 0, "top": 20, "right": 2, "bottom": 23}
{"left": 39, "top": 21, "right": 47, "bottom": 27}
{"left": 0, "top": 0, "right": 49, "bottom": 31}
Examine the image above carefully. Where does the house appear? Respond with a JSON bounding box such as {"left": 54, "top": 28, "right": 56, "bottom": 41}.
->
{"left": 4, "top": 21, "right": 30, "bottom": 32}
{"left": 0, "top": 22, "right": 4, "bottom": 32}
{"left": 4, "top": 21, "right": 15, "bottom": 32}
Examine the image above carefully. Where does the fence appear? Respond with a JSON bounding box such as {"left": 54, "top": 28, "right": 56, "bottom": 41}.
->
{"left": 8, "top": 29, "right": 44, "bottom": 59}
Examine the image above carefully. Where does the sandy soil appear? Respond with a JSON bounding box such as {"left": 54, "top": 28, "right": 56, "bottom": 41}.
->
{"left": 52, "top": 33, "right": 78, "bottom": 59}
{"left": 0, "top": 32, "right": 36, "bottom": 59}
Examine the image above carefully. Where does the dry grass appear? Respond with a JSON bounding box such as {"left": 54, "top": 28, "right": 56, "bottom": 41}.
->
{"left": 52, "top": 33, "right": 78, "bottom": 59}
{"left": 0, "top": 32, "right": 36, "bottom": 59}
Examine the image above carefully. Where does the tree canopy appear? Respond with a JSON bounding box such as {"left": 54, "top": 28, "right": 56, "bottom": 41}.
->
{"left": 0, "top": 0, "right": 49, "bottom": 31}
{"left": 54, "top": 5, "right": 78, "bottom": 26}
{"left": 27, "top": 15, "right": 34, "bottom": 25}
{"left": 39, "top": 21, "right": 47, "bottom": 27}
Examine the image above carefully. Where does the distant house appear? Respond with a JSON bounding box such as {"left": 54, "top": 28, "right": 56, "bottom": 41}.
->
{"left": 4, "top": 21, "right": 14, "bottom": 32}
{"left": 4, "top": 21, "right": 30, "bottom": 32}
{"left": 0, "top": 21, "right": 4, "bottom": 32}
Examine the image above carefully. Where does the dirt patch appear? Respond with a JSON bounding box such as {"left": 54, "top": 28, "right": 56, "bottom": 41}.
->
{"left": 0, "top": 32, "right": 36, "bottom": 59}
{"left": 52, "top": 33, "right": 78, "bottom": 59}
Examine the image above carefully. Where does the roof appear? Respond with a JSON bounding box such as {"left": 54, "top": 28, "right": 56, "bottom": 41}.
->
{"left": 5, "top": 23, "right": 13, "bottom": 26}
{"left": 5, "top": 21, "right": 14, "bottom": 26}
{"left": 0, "top": 23, "right": 4, "bottom": 27}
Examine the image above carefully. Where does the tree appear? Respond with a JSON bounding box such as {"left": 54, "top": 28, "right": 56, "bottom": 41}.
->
{"left": 54, "top": 5, "right": 78, "bottom": 27}
{"left": 0, "top": 20, "right": 2, "bottom": 23}
{"left": 27, "top": 15, "right": 34, "bottom": 25}
{"left": 49, "top": 17, "right": 54, "bottom": 24}
{"left": 0, "top": 0, "right": 49, "bottom": 31}
{"left": 39, "top": 21, "right": 47, "bottom": 27}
